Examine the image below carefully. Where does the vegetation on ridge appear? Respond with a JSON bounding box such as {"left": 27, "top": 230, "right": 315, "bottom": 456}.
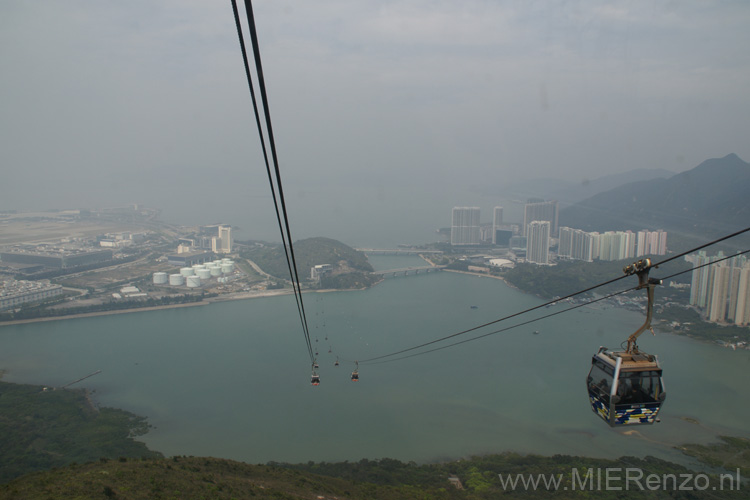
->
{"left": 0, "top": 380, "right": 162, "bottom": 484}
{"left": 241, "top": 237, "right": 377, "bottom": 289}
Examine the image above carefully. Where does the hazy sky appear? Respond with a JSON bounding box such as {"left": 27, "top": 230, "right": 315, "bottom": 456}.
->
{"left": 2, "top": 1, "right": 749, "bottom": 241}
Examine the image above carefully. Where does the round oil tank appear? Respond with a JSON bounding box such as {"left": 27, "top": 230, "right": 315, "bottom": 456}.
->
{"left": 221, "top": 263, "right": 234, "bottom": 274}
{"left": 197, "top": 268, "right": 211, "bottom": 280}
{"left": 221, "top": 258, "right": 232, "bottom": 264}
{"left": 153, "top": 272, "right": 168, "bottom": 285}
{"left": 186, "top": 275, "right": 201, "bottom": 288}
{"left": 169, "top": 274, "right": 185, "bottom": 286}
{"left": 209, "top": 266, "right": 222, "bottom": 277}
{"left": 180, "top": 267, "right": 194, "bottom": 277}
{"left": 192, "top": 264, "right": 206, "bottom": 270}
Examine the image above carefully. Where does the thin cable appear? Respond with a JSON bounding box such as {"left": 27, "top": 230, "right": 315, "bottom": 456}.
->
{"left": 359, "top": 226, "right": 750, "bottom": 363}
{"left": 363, "top": 286, "right": 638, "bottom": 366}
{"left": 358, "top": 274, "right": 631, "bottom": 363}
{"left": 243, "top": 0, "right": 314, "bottom": 348}
{"left": 651, "top": 226, "right": 750, "bottom": 268}
{"left": 656, "top": 248, "right": 750, "bottom": 281}
{"left": 231, "top": 0, "right": 313, "bottom": 363}
{"left": 363, "top": 247, "right": 750, "bottom": 366}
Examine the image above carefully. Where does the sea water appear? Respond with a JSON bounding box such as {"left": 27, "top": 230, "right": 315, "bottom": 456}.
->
{"left": 1, "top": 256, "right": 748, "bottom": 465}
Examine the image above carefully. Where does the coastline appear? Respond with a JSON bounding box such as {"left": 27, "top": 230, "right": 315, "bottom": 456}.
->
{"left": 0, "top": 285, "right": 376, "bottom": 327}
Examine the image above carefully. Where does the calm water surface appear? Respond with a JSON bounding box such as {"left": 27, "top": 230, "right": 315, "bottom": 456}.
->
{"left": 1, "top": 255, "right": 748, "bottom": 465}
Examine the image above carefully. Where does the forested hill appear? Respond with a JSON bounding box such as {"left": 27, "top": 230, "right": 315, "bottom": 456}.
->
{"left": 240, "top": 237, "right": 375, "bottom": 287}
{"left": 559, "top": 153, "right": 750, "bottom": 237}
{"left": 292, "top": 237, "right": 373, "bottom": 273}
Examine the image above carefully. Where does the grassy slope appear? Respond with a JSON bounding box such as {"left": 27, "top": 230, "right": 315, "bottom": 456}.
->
{"left": 2, "top": 453, "right": 748, "bottom": 500}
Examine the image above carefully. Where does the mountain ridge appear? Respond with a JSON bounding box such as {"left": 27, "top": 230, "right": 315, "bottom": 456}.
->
{"left": 559, "top": 153, "right": 750, "bottom": 236}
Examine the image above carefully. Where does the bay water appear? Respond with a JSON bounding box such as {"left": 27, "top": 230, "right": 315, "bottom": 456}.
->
{"left": 1, "top": 254, "right": 748, "bottom": 465}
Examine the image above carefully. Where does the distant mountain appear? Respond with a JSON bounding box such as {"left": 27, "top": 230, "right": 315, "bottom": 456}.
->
{"left": 494, "top": 168, "right": 675, "bottom": 206}
{"left": 559, "top": 153, "right": 750, "bottom": 236}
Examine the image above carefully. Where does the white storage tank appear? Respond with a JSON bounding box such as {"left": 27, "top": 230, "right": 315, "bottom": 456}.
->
{"left": 197, "top": 268, "right": 211, "bottom": 280}
{"left": 180, "top": 267, "right": 195, "bottom": 277}
{"left": 153, "top": 272, "right": 168, "bottom": 285}
{"left": 209, "top": 266, "right": 222, "bottom": 277}
{"left": 186, "top": 275, "right": 201, "bottom": 288}
{"left": 221, "top": 263, "right": 234, "bottom": 274}
{"left": 169, "top": 274, "right": 185, "bottom": 286}
{"left": 221, "top": 258, "right": 232, "bottom": 264}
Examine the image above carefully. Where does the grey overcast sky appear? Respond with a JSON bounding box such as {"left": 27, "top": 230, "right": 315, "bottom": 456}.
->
{"left": 1, "top": 1, "right": 749, "bottom": 239}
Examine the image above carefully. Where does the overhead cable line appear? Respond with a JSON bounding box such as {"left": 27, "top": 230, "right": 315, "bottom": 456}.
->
{"left": 363, "top": 247, "right": 750, "bottom": 366}
{"left": 231, "top": 0, "right": 314, "bottom": 363}
{"left": 358, "top": 226, "right": 750, "bottom": 364}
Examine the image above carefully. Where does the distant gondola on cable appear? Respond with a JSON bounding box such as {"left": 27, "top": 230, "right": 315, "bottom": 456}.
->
{"left": 334, "top": 357, "right": 339, "bottom": 367}
{"left": 586, "top": 259, "right": 666, "bottom": 426}
{"left": 351, "top": 361, "right": 359, "bottom": 381}
{"left": 311, "top": 372, "right": 320, "bottom": 386}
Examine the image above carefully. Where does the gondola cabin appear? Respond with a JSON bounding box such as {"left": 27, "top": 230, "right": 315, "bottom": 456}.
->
{"left": 311, "top": 373, "right": 320, "bottom": 386}
{"left": 351, "top": 370, "right": 359, "bottom": 381}
{"left": 587, "top": 347, "right": 665, "bottom": 426}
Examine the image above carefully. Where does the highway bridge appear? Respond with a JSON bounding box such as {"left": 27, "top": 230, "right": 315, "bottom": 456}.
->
{"left": 373, "top": 265, "right": 446, "bottom": 277}
{"left": 357, "top": 248, "right": 443, "bottom": 256}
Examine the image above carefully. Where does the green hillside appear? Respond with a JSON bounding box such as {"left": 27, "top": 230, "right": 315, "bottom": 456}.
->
{"left": 2, "top": 376, "right": 747, "bottom": 499}
{"left": 3, "top": 451, "right": 747, "bottom": 499}
{"left": 0, "top": 380, "right": 161, "bottom": 484}
{"left": 559, "top": 154, "right": 750, "bottom": 247}
{"left": 241, "top": 237, "right": 376, "bottom": 289}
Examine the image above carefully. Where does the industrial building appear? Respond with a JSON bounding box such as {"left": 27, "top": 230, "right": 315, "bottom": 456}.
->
{"left": 0, "top": 279, "right": 63, "bottom": 310}
{"left": 167, "top": 251, "right": 215, "bottom": 267}
{"left": 0, "top": 247, "right": 113, "bottom": 269}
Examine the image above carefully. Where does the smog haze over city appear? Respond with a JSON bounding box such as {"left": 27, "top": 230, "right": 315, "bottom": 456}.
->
{"left": 3, "top": 2, "right": 750, "bottom": 494}
{"left": 2, "top": 0, "right": 750, "bottom": 245}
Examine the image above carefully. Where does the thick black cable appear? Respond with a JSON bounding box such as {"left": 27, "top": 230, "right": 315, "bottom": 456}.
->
{"left": 242, "top": 0, "right": 314, "bottom": 351}
{"left": 651, "top": 226, "right": 750, "bottom": 268}
{"left": 362, "top": 247, "right": 750, "bottom": 366}
{"left": 358, "top": 272, "right": 631, "bottom": 363}
{"left": 359, "top": 226, "right": 750, "bottom": 363}
{"left": 231, "top": 0, "right": 314, "bottom": 363}
{"left": 363, "top": 286, "right": 638, "bottom": 366}
{"left": 655, "top": 248, "right": 750, "bottom": 281}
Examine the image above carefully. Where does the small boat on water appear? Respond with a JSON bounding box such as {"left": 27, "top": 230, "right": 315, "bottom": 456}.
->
{"left": 470, "top": 305, "right": 478, "bottom": 309}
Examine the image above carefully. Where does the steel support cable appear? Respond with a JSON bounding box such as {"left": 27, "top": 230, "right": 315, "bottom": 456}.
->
{"left": 655, "top": 248, "right": 750, "bottom": 282}
{"left": 358, "top": 273, "right": 632, "bottom": 363}
{"left": 361, "top": 247, "right": 750, "bottom": 366}
{"left": 358, "top": 226, "right": 750, "bottom": 364}
{"left": 231, "top": 0, "right": 313, "bottom": 362}
{"left": 242, "top": 0, "right": 314, "bottom": 347}
{"left": 363, "top": 286, "right": 639, "bottom": 366}
{"left": 241, "top": 0, "right": 315, "bottom": 361}
{"left": 650, "top": 226, "right": 750, "bottom": 268}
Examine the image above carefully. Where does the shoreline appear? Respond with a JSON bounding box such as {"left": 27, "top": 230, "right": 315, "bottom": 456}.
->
{"left": 0, "top": 284, "right": 376, "bottom": 327}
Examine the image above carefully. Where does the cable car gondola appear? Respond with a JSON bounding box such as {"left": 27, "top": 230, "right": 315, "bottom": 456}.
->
{"left": 351, "top": 361, "right": 359, "bottom": 381}
{"left": 311, "top": 372, "right": 320, "bottom": 386}
{"left": 586, "top": 259, "right": 666, "bottom": 426}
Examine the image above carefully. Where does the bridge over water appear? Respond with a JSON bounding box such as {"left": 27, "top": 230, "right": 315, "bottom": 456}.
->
{"left": 357, "top": 248, "right": 443, "bottom": 256}
{"left": 373, "top": 265, "right": 446, "bottom": 277}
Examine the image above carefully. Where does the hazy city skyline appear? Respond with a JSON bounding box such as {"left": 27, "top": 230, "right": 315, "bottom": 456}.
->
{"left": 2, "top": 1, "right": 749, "bottom": 245}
